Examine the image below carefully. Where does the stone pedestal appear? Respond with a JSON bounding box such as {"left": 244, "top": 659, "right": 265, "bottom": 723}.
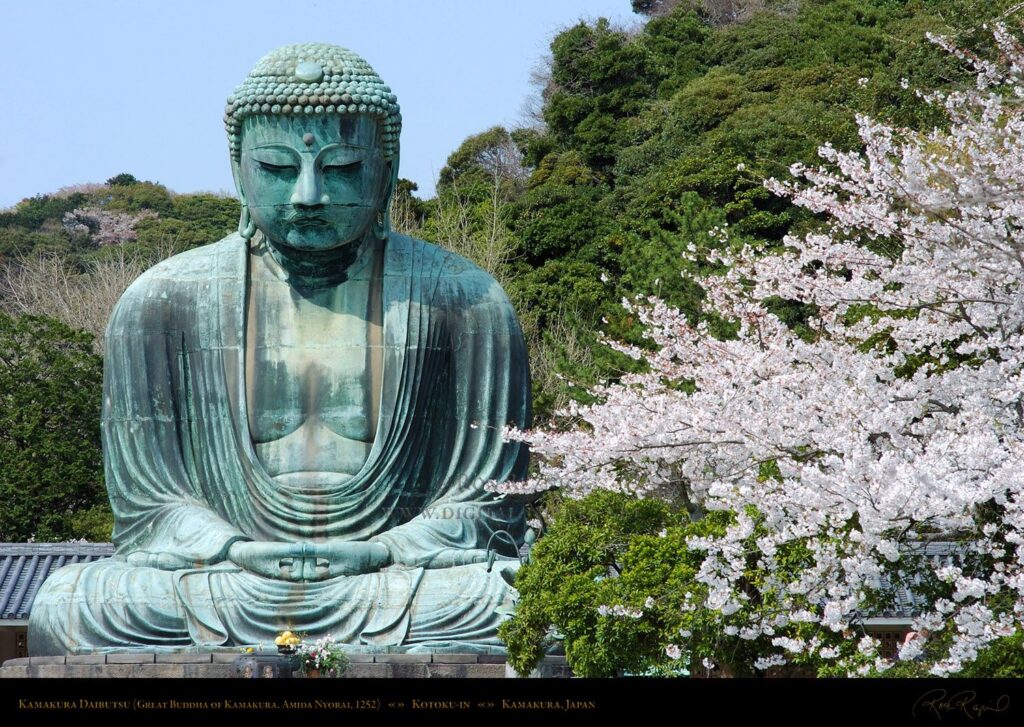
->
{"left": 0, "top": 653, "right": 571, "bottom": 679}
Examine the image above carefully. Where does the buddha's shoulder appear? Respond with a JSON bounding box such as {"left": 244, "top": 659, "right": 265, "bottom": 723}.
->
{"left": 133, "top": 233, "right": 244, "bottom": 284}
{"left": 391, "top": 233, "right": 506, "bottom": 300}
{"left": 112, "top": 234, "right": 246, "bottom": 316}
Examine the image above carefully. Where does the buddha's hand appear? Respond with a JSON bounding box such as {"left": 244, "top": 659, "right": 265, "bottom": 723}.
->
{"left": 227, "top": 540, "right": 390, "bottom": 581}
{"left": 226, "top": 541, "right": 321, "bottom": 582}
{"left": 313, "top": 541, "right": 392, "bottom": 578}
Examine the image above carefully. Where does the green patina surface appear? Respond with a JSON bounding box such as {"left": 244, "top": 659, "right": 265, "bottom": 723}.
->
{"left": 29, "top": 44, "right": 532, "bottom": 655}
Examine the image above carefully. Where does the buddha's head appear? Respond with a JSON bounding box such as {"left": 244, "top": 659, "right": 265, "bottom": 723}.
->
{"left": 225, "top": 43, "right": 401, "bottom": 252}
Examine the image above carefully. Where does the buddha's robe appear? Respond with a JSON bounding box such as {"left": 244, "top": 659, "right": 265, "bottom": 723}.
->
{"left": 28, "top": 232, "right": 530, "bottom": 655}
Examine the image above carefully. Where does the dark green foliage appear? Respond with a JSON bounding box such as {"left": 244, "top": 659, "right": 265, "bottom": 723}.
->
{"left": 69, "top": 504, "right": 116, "bottom": 543}
{"left": 617, "top": 192, "right": 722, "bottom": 316}
{"left": 0, "top": 228, "right": 75, "bottom": 263}
{"left": 542, "top": 15, "right": 708, "bottom": 172}
{"left": 0, "top": 193, "right": 87, "bottom": 232}
{"left": 643, "top": 9, "right": 715, "bottom": 96}
{"left": 516, "top": 152, "right": 613, "bottom": 265}
{"left": 0, "top": 313, "right": 108, "bottom": 541}
{"left": 133, "top": 217, "right": 218, "bottom": 251}
{"left": 453, "top": 0, "right": 1018, "bottom": 424}
{"left": 503, "top": 490, "right": 837, "bottom": 677}
{"left": 0, "top": 178, "right": 240, "bottom": 265}
{"left": 437, "top": 126, "right": 520, "bottom": 194}
{"left": 632, "top": 0, "right": 667, "bottom": 13}
{"left": 501, "top": 491, "right": 684, "bottom": 677}
{"left": 507, "top": 490, "right": 957, "bottom": 678}
{"left": 960, "top": 631, "right": 1024, "bottom": 677}
{"left": 170, "top": 194, "right": 239, "bottom": 235}
{"left": 428, "top": 126, "right": 526, "bottom": 232}
{"left": 134, "top": 194, "right": 239, "bottom": 251}
{"left": 99, "top": 181, "right": 174, "bottom": 215}
{"left": 106, "top": 173, "right": 140, "bottom": 187}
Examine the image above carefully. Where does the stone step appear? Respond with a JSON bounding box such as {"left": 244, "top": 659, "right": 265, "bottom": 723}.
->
{"left": 0, "top": 653, "right": 571, "bottom": 679}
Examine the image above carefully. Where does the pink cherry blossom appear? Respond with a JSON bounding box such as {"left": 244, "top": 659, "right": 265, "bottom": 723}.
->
{"left": 493, "top": 27, "right": 1024, "bottom": 676}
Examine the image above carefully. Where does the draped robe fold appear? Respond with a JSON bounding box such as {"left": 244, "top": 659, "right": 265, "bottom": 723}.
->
{"left": 28, "top": 232, "right": 530, "bottom": 655}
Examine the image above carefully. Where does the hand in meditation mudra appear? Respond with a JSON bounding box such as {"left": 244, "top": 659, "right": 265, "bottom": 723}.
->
{"left": 29, "top": 44, "right": 531, "bottom": 655}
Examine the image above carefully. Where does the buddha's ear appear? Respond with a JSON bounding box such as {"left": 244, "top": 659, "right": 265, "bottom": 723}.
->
{"left": 231, "top": 158, "right": 247, "bottom": 206}
{"left": 381, "top": 151, "right": 399, "bottom": 210}
{"left": 374, "top": 151, "right": 400, "bottom": 240}
{"left": 231, "top": 158, "right": 256, "bottom": 240}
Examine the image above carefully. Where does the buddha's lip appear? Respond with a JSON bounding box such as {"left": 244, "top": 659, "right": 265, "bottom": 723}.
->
{"left": 288, "top": 214, "right": 330, "bottom": 227}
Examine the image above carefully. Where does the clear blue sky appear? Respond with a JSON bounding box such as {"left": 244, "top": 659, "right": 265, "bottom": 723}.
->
{"left": 0, "top": 0, "right": 635, "bottom": 209}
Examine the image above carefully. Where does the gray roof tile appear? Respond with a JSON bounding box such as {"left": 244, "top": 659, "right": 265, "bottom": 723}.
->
{"left": 0, "top": 543, "right": 114, "bottom": 620}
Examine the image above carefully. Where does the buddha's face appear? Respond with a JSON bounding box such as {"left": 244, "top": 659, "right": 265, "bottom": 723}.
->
{"left": 238, "top": 114, "right": 389, "bottom": 252}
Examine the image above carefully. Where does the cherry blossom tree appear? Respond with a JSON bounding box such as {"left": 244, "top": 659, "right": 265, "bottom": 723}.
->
{"left": 62, "top": 207, "right": 157, "bottom": 247}
{"left": 497, "top": 27, "right": 1024, "bottom": 676}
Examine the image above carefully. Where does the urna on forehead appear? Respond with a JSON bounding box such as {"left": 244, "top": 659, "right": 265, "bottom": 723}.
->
{"left": 224, "top": 43, "right": 401, "bottom": 161}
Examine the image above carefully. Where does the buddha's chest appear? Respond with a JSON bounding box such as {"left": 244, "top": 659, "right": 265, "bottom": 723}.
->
{"left": 244, "top": 271, "right": 382, "bottom": 448}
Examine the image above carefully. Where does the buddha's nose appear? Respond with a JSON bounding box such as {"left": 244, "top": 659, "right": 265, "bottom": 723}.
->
{"left": 290, "top": 163, "right": 331, "bottom": 207}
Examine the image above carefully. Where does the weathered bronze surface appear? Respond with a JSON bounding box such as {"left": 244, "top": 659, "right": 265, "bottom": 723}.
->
{"left": 28, "top": 44, "right": 530, "bottom": 655}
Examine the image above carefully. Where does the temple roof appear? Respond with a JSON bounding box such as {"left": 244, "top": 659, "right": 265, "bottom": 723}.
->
{"left": 865, "top": 541, "right": 966, "bottom": 625}
{"left": 0, "top": 543, "right": 114, "bottom": 621}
